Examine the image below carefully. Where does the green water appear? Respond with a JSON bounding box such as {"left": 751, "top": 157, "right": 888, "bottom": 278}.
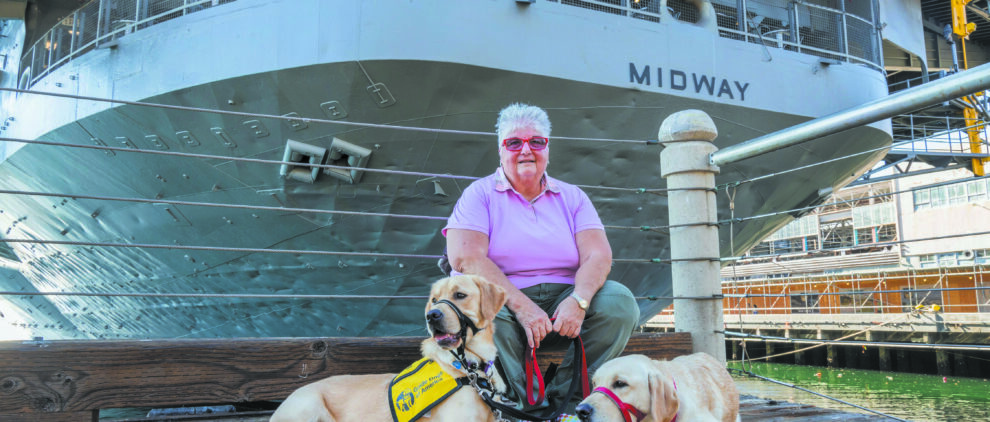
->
{"left": 729, "top": 362, "right": 990, "bottom": 421}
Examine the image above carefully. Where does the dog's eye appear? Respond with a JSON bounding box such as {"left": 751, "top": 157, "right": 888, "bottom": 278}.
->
{"left": 612, "top": 380, "right": 628, "bottom": 389}
{"left": 454, "top": 292, "right": 467, "bottom": 300}
{"left": 431, "top": 298, "right": 437, "bottom": 304}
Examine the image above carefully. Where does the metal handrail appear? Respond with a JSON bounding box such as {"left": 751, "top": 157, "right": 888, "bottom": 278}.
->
{"left": 18, "top": 0, "right": 882, "bottom": 90}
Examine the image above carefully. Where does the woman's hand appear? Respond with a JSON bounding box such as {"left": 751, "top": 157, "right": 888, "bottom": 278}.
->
{"left": 513, "top": 299, "right": 553, "bottom": 349}
{"left": 551, "top": 298, "right": 585, "bottom": 338}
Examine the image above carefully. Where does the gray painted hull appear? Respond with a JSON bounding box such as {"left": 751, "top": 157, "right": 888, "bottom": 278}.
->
{"left": 0, "top": 0, "right": 892, "bottom": 339}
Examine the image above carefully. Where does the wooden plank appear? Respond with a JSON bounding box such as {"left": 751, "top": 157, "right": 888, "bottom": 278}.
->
{"left": 0, "top": 411, "right": 97, "bottom": 422}
{"left": 0, "top": 332, "right": 690, "bottom": 416}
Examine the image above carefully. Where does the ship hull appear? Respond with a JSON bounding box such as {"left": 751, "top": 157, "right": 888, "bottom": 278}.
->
{"left": 0, "top": 0, "right": 891, "bottom": 339}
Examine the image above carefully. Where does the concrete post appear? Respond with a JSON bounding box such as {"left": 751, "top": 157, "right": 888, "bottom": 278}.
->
{"left": 658, "top": 109, "right": 725, "bottom": 363}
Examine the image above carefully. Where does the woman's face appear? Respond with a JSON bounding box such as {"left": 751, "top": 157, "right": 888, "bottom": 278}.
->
{"left": 499, "top": 125, "right": 549, "bottom": 185}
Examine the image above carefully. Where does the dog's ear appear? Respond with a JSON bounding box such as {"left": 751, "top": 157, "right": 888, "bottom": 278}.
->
{"left": 649, "top": 363, "right": 679, "bottom": 422}
{"left": 475, "top": 276, "right": 506, "bottom": 323}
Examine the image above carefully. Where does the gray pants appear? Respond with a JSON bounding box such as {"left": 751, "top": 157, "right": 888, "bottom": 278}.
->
{"left": 493, "top": 281, "right": 640, "bottom": 413}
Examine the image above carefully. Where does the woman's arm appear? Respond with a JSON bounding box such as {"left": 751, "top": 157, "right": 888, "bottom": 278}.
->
{"left": 552, "top": 228, "right": 612, "bottom": 338}
{"left": 446, "top": 228, "right": 553, "bottom": 348}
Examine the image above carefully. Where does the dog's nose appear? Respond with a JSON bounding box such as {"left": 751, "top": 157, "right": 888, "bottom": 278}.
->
{"left": 575, "top": 403, "right": 593, "bottom": 421}
{"left": 426, "top": 309, "right": 443, "bottom": 322}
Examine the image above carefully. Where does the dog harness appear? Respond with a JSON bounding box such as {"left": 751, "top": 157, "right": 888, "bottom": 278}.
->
{"left": 389, "top": 357, "right": 473, "bottom": 422}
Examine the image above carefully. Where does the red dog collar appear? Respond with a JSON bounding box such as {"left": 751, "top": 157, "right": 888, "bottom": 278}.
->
{"left": 592, "top": 379, "right": 677, "bottom": 422}
{"left": 591, "top": 387, "right": 647, "bottom": 422}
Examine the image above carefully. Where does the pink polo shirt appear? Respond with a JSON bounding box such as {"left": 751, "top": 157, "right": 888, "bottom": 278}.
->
{"left": 443, "top": 168, "right": 605, "bottom": 289}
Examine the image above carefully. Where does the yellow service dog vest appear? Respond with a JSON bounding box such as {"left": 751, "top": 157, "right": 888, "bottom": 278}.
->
{"left": 388, "top": 357, "right": 467, "bottom": 422}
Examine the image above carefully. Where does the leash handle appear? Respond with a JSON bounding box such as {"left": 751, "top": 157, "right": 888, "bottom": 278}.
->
{"left": 524, "top": 334, "right": 590, "bottom": 407}
{"left": 525, "top": 345, "right": 546, "bottom": 406}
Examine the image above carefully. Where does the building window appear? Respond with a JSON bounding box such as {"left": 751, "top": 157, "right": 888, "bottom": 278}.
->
{"left": 914, "top": 189, "right": 931, "bottom": 210}
{"left": 938, "top": 253, "right": 957, "bottom": 267}
{"left": 931, "top": 186, "right": 949, "bottom": 207}
{"left": 914, "top": 179, "right": 990, "bottom": 210}
{"left": 919, "top": 254, "right": 936, "bottom": 268}
{"left": 791, "top": 293, "right": 820, "bottom": 314}
{"left": 838, "top": 290, "right": 876, "bottom": 313}
{"left": 967, "top": 180, "right": 987, "bottom": 202}
{"left": 948, "top": 183, "right": 967, "bottom": 205}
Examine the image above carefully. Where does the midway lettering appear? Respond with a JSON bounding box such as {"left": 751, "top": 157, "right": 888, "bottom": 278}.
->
{"left": 628, "top": 62, "right": 750, "bottom": 101}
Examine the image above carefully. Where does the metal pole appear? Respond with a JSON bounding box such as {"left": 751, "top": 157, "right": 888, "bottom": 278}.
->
{"left": 659, "top": 109, "right": 726, "bottom": 363}
{"left": 712, "top": 61, "right": 990, "bottom": 166}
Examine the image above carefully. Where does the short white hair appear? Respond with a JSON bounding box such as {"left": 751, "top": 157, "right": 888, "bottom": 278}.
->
{"left": 495, "top": 103, "right": 552, "bottom": 145}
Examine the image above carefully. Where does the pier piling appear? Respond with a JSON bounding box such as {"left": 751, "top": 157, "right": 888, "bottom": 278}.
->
{"left": 879, "top": 347, "right": 892, "bottom": 371}
{"left": 659, "top": 109, "right": 725, "bottom": 363}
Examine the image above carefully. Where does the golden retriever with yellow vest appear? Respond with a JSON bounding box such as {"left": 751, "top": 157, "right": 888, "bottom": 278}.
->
{"left": 575, "top": 353, "right": 739, "bottom": 422}
{"left": 270, "top": 275, "right": 507, "bottom": 422}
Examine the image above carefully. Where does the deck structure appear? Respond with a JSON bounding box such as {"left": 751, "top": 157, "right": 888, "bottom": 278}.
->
{"left": 0, "top": 332, "right": 691, "bottom": 421}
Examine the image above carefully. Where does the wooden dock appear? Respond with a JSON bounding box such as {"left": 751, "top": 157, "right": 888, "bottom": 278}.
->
{"left": 82, "top": 396, "right": 896, "bottom": 421}
{"left": 0, "top": 332, "right": 891, "bottom": 421}
{"left": 0, "top": 332, "right": 691, "bottom": 421}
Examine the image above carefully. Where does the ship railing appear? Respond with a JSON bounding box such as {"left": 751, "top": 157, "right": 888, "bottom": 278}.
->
{"left": 549, "top": 0, "right": 881, "bottom": 70}
{"left": 18, "top": 0, "right": 232, "bottom": 89}
{"left": 709, "top": 0, "right": 881, "bottom": 70}
{"left": 890, "top": 115, "right": 990, "bottom": 155}
{"left": 17, "top": 0, "right": 882, "bottom": 90}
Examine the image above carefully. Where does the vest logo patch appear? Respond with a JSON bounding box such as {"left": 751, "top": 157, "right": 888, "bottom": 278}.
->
{"left": 389, "top": 357, "right": 464, "bottom": 422}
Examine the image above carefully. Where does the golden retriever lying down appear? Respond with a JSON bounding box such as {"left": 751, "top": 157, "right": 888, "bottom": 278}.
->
{"left": 575, "top": 352, "right": 739, "bottom": 422}
{"left": 270, "top": 275, "right": 507, "bottom": 422}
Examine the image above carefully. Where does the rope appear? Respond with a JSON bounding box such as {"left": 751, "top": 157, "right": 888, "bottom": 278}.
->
{"left": 0, "top": 136, "right": 480, "bottom": 181}
{"left": 612, "top": 257, "right": 720, "bottom": 264}
{"left": 0, "top": 239, "right": 680, "bottom": 264}
{"left": 0, "top": 289, "right": 700, "bottom": 302}
{"left": 724, "top": 331, "right": 990, "bottom": 352}
{"left": 0, "top": 238, "right": 677, "bottom": 266}
{"left": 603, "top": 225, "right": 670, "bottom": 234}
{"left": 722, "top": 229, "right": 990, "bottom": 263}
{"left": 0, "top": 238, "right": 442, "bottom": 260}
{"left": 724, "top": 285, "right": 990, "bottom": 298}
{"left": 723, "top": 312, "right": 913, "bottom": 362}
{"left": 0, "top": 136, "right": 656, "bottom": 194}
{"left": 0, "top": 188, "right": 683, "bottom": 232}
{"left": 727, "top": 368, "right": 908, "bottom": 421}
{"left": 721, "top": 175, "right": 990, "bottom": 225}
{"left": 0, "top": 291, "right": 428, "bottom": 300}
{"left": 0, "top": 87, "right": 652, "bottom": 144}
{"left": 0, "top": 189, "right": 449, "bottom": 221}
{"left": 719, "top": 120, "right": 990, "bottom": 190}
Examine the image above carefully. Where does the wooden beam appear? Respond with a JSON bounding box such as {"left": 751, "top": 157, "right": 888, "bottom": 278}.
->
{"left": 0, "top": 332, "right": 691, "bottom": 419}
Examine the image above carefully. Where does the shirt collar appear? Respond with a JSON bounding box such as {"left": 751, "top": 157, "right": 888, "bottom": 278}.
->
{"left": 494, "top": 167, "right": 560, "bottom": 194}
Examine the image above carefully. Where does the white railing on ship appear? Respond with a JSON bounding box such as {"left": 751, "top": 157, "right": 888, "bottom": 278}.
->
{"left": 18, "top": 0, "right": 882, "bottom": 90}
{"left": 19, "top": 0, "right": 234, "bottom": 89}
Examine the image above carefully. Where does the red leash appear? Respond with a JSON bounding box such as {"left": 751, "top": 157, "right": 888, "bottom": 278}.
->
{"left": 524, "top": 336, "right": 591, "bottom": 406}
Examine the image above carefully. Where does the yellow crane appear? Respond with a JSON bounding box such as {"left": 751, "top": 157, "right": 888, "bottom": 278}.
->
{"left": 952, "top": 0, "right": 987, "bottom": 176}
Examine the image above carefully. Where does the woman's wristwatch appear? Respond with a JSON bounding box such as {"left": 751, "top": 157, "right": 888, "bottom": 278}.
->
{"left": 569, "top": 292, "right": 589, "bottom": 311}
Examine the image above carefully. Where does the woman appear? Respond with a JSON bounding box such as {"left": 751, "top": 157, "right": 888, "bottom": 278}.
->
{"left": 443, "top": 103, "right": 640, "bottom": 412}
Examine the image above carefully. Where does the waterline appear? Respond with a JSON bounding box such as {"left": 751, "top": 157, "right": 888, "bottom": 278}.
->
{"left": 730, "top": 362, "right": 990, "bottom": 421}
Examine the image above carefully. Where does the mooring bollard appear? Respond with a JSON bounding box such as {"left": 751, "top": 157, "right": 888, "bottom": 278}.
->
{"left": 658, "top": 109, "right": 725, "bottom": 363}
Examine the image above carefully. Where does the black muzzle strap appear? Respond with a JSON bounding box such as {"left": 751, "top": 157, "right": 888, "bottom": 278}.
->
{"left": 434, "top": 299, "right": 481, "bottom": 362}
